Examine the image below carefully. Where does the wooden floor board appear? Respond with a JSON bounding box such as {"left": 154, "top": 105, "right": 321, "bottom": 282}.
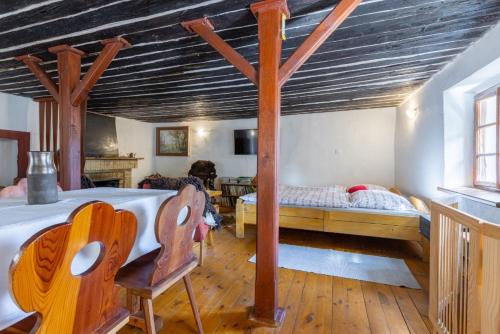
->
{"left": 332, "top": 277, "right": 371, "bottom": 334}
{"left": 292, "top": 273, "right": 333, "bottom": 334}
{"left": 119, "top": 225, "right": 430, "bottom": 334}
{"left": 391, "top": 287, "right": 430, "bottom": 334}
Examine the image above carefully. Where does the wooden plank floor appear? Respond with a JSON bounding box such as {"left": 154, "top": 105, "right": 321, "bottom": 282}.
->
{"left": 118, "top": 225, "right": 431, "bottom": 334}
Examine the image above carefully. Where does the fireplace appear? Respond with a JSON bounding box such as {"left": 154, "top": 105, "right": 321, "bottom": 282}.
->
{"left": 84, "top": 157, "right": 142, "bottom": 188}
{"left": 94, "top": 178, "right": 120, "bottom": 188}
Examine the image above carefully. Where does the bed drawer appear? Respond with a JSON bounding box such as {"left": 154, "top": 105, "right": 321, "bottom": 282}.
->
{"left": 325, "top": 211, "right": 420, "bottom": 227}
{"left": 243, "top": 205, "right": 324, "bottom": 231}
{"left": 244, "top": 204, "right": 324, "bottom": 219}
{"left": 324, "top": 220, "right": 421, "bottom": 241}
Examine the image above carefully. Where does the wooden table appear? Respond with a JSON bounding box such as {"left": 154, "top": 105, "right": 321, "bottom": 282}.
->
{"left": 0, "top": 188, "right": 176, "bottom": 330}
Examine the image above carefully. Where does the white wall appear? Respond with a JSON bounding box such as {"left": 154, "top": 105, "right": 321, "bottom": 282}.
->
{"left": 0, "top": 92, "right": 38, "bottom": 185}
{"left": 115, "top": 116, "right": 154, "bottom": 187}
{"left": 0, "top": 92, "right": 153, "bottom": 188}
{"left": 0, "top": 139, "right": 17, "bottom": 186}
{"left": 153, "top": 107, "right": 396, "bottom": 188}
{"left": 395, "top": 21, "right": 500, "bottom": 222}
{"left": 396, "top": 21, "right": 500, "bottom": 199}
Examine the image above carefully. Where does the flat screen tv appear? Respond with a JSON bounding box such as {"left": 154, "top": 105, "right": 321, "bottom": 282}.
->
{"left": 85, "top": 113, "right": 119, "bottom": 157}
{"left": 234, "top": 129, "right": 257, "bottom": 155}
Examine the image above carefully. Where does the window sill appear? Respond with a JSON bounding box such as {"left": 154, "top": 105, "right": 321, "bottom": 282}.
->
{"left": 438, "top": 186, "right": 500, "bottom": 208}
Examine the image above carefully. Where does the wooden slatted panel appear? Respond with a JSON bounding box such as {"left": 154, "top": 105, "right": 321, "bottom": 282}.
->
{"left": 38, "top": 101, "right": 45, "bottom": 151}
{"left": 37, "top": 99, "right": 59, "bottom": 152}
{"left": 45, "top": 101, "right": 51, "bottom": 151}
{"left": 52, "top": 101, "right": 58, "bottom": 151}
{"left": 429, "top": 201, "right": 499, "bottom": 334}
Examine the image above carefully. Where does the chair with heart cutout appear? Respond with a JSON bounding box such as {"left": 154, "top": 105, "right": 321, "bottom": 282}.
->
{"left": 4, "top": 201, "right": 137, "bottom": 334}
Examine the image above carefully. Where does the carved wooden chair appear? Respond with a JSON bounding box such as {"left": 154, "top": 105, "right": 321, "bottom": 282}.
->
{"left": 115, "top": 184, "right": 205, "bottom": 334}
{"left": 4, "top": 201, "right": 137, "bottom": 334}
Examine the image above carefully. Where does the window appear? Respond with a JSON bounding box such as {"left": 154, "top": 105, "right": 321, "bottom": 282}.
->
{"left": 474, "top": 88, "right": 500, "bottom": 189}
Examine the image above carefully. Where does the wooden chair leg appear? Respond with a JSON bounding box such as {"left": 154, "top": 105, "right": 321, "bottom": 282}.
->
{"left": 183, "top": 275, "right": 204, "bottom": 334}
{"left": 126, "top": 290, "right": 141, "bottom": 314}
{"left": 207, "top": 229, "right": 214, "bottom": 246}
{"left": 142, "top": 298, "right": 156, "bottom": 334}
{"left": 198, "top": 240, "right": 204, "bottom": 266}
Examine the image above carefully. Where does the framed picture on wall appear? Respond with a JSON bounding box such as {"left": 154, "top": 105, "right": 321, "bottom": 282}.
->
{"left": 156, "top": 126, "right": 189, "bottom": 156}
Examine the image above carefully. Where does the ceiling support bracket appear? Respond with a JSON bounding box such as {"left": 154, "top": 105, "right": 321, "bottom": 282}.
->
{"left": 181, "top": 17, "right": 258, "bottom": 85}
{"left": 181, "top": 0, "right": 361, "bottom": 326}
{"left": 16, "top": 37, "right": 130, "bottom": 190}
{"left": 279, "top": 0, "right": 361, "bottom": 86}
{"left": 71, "top": 37, "right": 131, "bottom": 107}
{"left": 15, "top": 55, "right": 60, "bottom": 103}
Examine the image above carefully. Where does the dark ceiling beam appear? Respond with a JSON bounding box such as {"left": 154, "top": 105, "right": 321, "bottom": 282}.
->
{"left": 84, "top": 68, "right": 436, "bottom": 103}
{"left": 0, "top": 6, "right": 496, "bottom": 88}
{"left": 86, "top": 81, "right": 420, "bottom": 112}
{"left": 0, "top": 1, "right": 495, "bottom": 82}
{"left": 0, "top": 0, "right": 485, "bottom": 62}
{"left": 1, "top": 0, "right": 500, "bottom": 122}
{"left": 279, "top": 0, "right": 361, "bottom": 85}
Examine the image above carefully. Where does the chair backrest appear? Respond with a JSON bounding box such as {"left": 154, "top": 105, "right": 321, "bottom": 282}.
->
{"left": 9, "top": 201, "right": 137, "bottom": 334}
{"left": 150, "top": 184, "right": 205, "bottom": 286}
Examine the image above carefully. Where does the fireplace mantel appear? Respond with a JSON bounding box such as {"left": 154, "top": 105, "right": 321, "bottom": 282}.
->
{"left": 84, "top": 157, "right": 143, "bottom": 188}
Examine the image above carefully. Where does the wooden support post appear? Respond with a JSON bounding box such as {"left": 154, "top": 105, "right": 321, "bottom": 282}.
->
{"left": 181, "top": 0, "right": 359, "bottom": 327}
{"left": 48, "top": 45, "right": 85, "bottom": 190}
{"left": 80, "top": 100, "right": 87, "bottom": 174}
{"left": 249, "top": 0, "right": 289, "bottom": 326}
{"left": 17, "top": 37, "right": 130, "bottom": 190}
{"left": 38, "top": 101, "right": 46, "bottom": 151}
{"left": 52, "top": 100, "right": 58, "bottom": 152}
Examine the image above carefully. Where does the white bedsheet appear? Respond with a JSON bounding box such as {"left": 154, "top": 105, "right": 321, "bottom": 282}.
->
{"left": 241, "top": 185, "right": 351, "bottom": 208}
{"left": 240, "top": 185, "right": 418, "bottom": 213}
{"left": 0, "top": 188, "right": 176, "bottom": 330}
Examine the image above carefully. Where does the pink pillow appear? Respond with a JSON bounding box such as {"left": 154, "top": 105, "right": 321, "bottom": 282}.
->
{"left": 0, "top": 185, "right": 27, "bottom": 198}
{"left": 348, "top": 185, "right": 368, "bottom": 194}
{"left": 0, "top": 178, "right": 62, "bottom": 199}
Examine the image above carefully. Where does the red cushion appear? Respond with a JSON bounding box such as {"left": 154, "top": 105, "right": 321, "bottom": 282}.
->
{"left": 348, "top": 185, "right": 368, "bottom": 193}
{"left": 142, "top": 182, "right": 151, "bottom": 189}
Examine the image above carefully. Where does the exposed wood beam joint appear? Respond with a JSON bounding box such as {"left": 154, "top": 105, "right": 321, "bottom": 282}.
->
{"left": 15, "top": 55, "right": 60, "bottom": 103}
{"left": 48, "top": 44, "right": 86, "bottom": 57}
{"left": 181, "top": 17, "right": 258, "bottom": 86}
{"left": 71, "top": 37, "right": 131, "bottom": 106}
{"left": 250, "top": 0, "right": 290, "bottom": 18}
{"left": 33, "top": 96, "right": 57, "bottom": 102}
{"left": 279, "top": 0, "right": 362, "bottom": 86}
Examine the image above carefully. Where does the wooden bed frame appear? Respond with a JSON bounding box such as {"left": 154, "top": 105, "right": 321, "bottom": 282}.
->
{"left": 235, "top": 192, "right": 430, "bottom": 260}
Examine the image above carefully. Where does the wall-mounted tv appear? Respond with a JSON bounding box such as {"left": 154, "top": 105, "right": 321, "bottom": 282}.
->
{"left": 234, "top": 129, "right": 257, "bottom": 155}
{"left": 85, "top": 113, "right": 119, "bottom": 157}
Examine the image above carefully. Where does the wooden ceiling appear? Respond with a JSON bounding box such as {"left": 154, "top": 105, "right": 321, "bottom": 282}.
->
{"left": 0, "top": 0, "right": 499, "bottom": 122}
